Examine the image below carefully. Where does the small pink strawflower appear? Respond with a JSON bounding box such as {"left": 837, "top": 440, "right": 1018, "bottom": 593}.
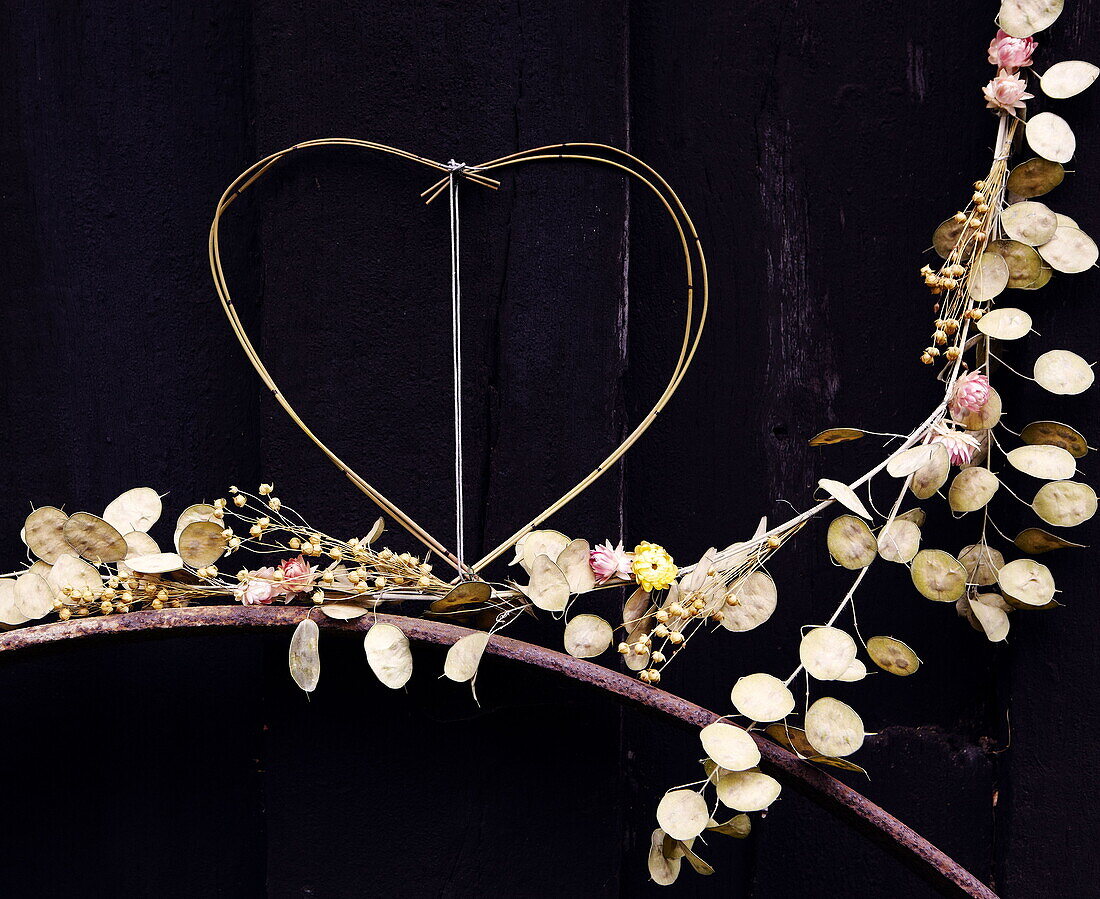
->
{"left": 589, "top": 540, "right": 634, "bottom": 584}
{"left": 983, "top": 72, "right": 1033, "bottom": 114}
{"left": 278, "top": 554, "right": 318, "bottom": 593}
{"left": 928, "top": 421, "right": 982, "bottom": 466}
{"left": 236, "top": 567, "right": 281, "bottom": 605}
{"left": 949, "top": 372, "right": 991, "bottom": 417}
{"left": 987, "top": 29, "right": 1036, "bottom": 71}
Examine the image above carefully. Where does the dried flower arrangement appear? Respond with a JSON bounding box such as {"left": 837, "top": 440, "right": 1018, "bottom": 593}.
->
{"left": 1, "top": 0, "right": 1096, "bottom": 888}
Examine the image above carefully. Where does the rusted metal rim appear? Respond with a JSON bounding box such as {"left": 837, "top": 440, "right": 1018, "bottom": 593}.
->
{"left": 0, "top": 607, "right": 996, "bottom": 898}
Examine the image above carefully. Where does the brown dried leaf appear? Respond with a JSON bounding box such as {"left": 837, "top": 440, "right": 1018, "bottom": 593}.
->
{"left": 809, "top": 427, "right": 864, "bottom": 446}
{"left": 1019, "top": 421, "right": 1089, "bottom": 458}
{"left": 1014, "top": 527, "right": 1085, "bottom": 553}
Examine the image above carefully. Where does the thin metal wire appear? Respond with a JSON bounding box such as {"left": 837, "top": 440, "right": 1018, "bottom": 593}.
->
{"left": 447, "top": 161, "right": 468, "bottom": 577}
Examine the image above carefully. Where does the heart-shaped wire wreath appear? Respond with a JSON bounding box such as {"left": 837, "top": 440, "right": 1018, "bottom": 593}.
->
{"left": 1, "top": 8, "right": 1095, "bottom": 893}
{"left": 208, "top": 140, "right": 708, "bottom": 578}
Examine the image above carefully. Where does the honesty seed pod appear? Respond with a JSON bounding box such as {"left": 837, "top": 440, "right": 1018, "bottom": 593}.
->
{"left": 1032, "top": 481, "right": 1098, "bottom": 527}
{"left": 911, "top": 550, "right": 968, "bottom": 602}
{"left": 730, "top": 672, "right": 795, "bottom": 722}
{"left": 948, "top": 468, "right": 1000, "bottom": 513}
{"left": 867, "top": 636, "right": 921, "bottom": 676}
{"left": 827, "top": 516, "right": 877, "bottom": 569}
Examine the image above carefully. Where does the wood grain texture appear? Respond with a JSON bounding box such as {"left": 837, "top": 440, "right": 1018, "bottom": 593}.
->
{"left": 0, "top": 0, "right": 1096, "bottom": 895}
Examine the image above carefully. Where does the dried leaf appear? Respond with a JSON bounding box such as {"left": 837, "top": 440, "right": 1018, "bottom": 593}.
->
{"left": 47, "top": 554, "right": 103, "bottom": 594}
{"left": 0, "top": 579, "right": 29, "bottom": 626}
{"left": 826, "top": 515, "right": 877, "bottom": 570}
{"left": 967, "top": 252, "right": 1010, "bottom": 301}
{"left": 1006, "top": 444, "right": 1076, "bottom": 480}
{"left": 1032, "top": 481, "right": 1097, "bottom": 527}
{"left": 977, "top": 307, "right": 1032, "bottom": 340}
{"left": 817, "top": 478, "right": 872, "bottom": 519}
{"left": 1037, "top": 227, "right": 1098, "bottom": 273}
{"left": 647, "top": 829, "right": 681, "bottom": 886}
{"left": 1006, "top": 158, "right": 1064, "bottom": 197}
{"left": 1001, "top": 201, "right": 1058, "bottom": 247}
{"left": 911, "top": 549, "right": 968, "bottom": 602}
{"left": 363, "top": 623, "right": 413, "bottom": 689}
{"left": 799, "top": 626, "right": 858, "bottom": 681}
{"left": 805, "top": 697, "right": 865, "bottom": 758}
{"left": 555, "top": 539, "right": 597, "bottom": 594}
{"left": 933, "top": 217, "right": 969, "bottom": 259}
{"left": 1019, "top": 420, "right": 1089, "bottom": 458}
{"left": 948, "top": 468, "right": 1000, "bottom": 513}
{"left": 1034, "top": 349, "right": 1095, "bottom": 395}
{"left": 24, "top": 506, "right": 71, "bottom": 563}
{"left": 730, "top": 672, "right": 795, "bottom": 722}
{"left": 102, "top": 487, "right": 162, "bottom": 534}
{"left": 123, "top": 531, "right": 160, "bottom": 558}
{"left": 867, "top": 636, "right": 921, "bottom": 676}
{"left": 518, "top": 530, "right": 571, "bottom": 574}
{"left": 563, "top": 614, "right": 612, "bottom": 658}
{"left": 364, "top": 517, "right": 385, "bottom": 544}
{"left": 700, "top": 722, "right": 760, "bottom": 772}
{"left": 719, "top": 571, "right": 777, "bottom": 632}
{"left": 887, "top": 445, "right": 939, "bottom": 478}
{"left": 14, "top": 572, "right": 55, "bottom": 620}
{"left": 836, "top": 658, "right": 867, "bottom": 682}
{"left": 809, "top": 427, "right": 864, "bottom": 446}
{"left": 968, "top": 595, "right": 1011, "bottom": 641}
{"left": 998, "top": 558, "right": 1056, "bottom": 607}
{"left": 707, "top": 814, "right": 752, "bottom": 838}
{"left": 958, "top": 543, "right": 1005, "bottom": 586}
{"left": 288, "top": 618, "right": 320, "bottom": 693}
{"left": 429, "top": 580, "right": 492, "bottom": 614}
{"left": 62, "top": 513, "right": 128, "bottom": 564}
{"left": 656, "top": 790, "right": 710, "bottom": 841}
{"left": 1041, "top": 60, "right": 1099, "bottom": 99}
{"left": 998, "top": 0, "right": 1064, "bottom": 37}
{"left": 877, "top": 520, "right": 921, "bottom": 563}
{"left": 123, "top": 552, "right": 184, "bottom": 574}
{"left": 174, "top": 504, "right": 218, "bottom": 550}
{"left": 623, "top": 586, "right": 653, "bottom": 633}
{"left": 177, "top": 520, "right": 227, "bottom": 568}
{"left": 1014, "top": 527, "right": 1085, "bottom": 553}
{"left": 1026, "top": 111, "right": 1075, "bottom": 163}
{"left": 525, "top": 554, "right": 570, "bottom": 612}
{"left": 444, "top": 632, "right": 490, "bottom": 682}
{"left": 715, "top": 770, "right": 781, "bottom": 812}
{"left": 896, "top": 508, "right": 927, "bottom": 527}
{"left": 319, "top": 602, "right": 373, "bottom": 620}
{"left": 911, "top": 444, "right": 951, "bottom": 499}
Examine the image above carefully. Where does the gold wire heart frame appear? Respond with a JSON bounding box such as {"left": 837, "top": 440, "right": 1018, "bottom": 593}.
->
{"left": 208, "top": 141, "right": 708, "bottom": 576}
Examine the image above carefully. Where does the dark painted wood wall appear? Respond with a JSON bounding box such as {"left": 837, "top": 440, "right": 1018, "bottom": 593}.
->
{"left": 2, "top": 2, "right": 1097, "bottom": 896}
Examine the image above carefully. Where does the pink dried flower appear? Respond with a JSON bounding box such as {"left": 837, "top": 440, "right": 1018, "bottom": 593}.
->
{"left": 278, "top": 554, "right": 318, "bottom": 593}
{"left": 590, "top": 540, "right": 634, "bottom": 584}
{"left": 949, "top": 372, "right": 991, "bottom": 417}
{"left": 983, "top": 72, "right": 1033, "bottom": 114}
{"left": 987, "top": 29, "right": 1036, "bottom": 71}
{"left": 928, "top": 421, "right": 982, "bottom": 466}
{"left": 235, "top": 567, "right": 281, "bottom": 605}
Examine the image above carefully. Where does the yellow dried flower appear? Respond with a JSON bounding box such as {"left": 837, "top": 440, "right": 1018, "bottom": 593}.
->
{"left": 632, "top": 542, "right": 677, "bottom": 592}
